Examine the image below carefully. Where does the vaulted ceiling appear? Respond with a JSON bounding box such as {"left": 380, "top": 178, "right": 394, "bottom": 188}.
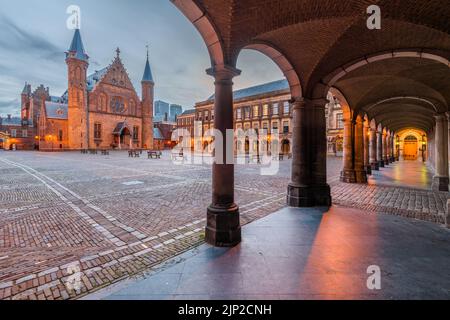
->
{"left": 172, "top": 0, "right": 450, "bottom": 133}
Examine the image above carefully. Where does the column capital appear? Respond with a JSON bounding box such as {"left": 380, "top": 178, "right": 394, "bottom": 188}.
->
{"left": 435, "top": 113, "right": 447, "bottom": 122}
{"left": 206, "top": 64, "right": 241, "bottom": 81}
{"left": 291, "top": 97, "right": 329, "bottom": 109}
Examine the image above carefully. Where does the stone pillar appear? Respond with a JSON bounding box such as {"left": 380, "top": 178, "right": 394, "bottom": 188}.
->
{"left": 377, "top": 131, "right": 384, "bottom": 167}
{"left": 288, "top": 98, "right": 331, "bottom": 207}
{"left": 364, "top": 122, "right": 372, "bottom": 175}
{"left": 432, "top": 114, "right": 449, "bottom": 191}
{"left": 370, "top": 127, "right": 379, "bottom": 170}
{"left": 340, "top": 119, "right": 356, "bottom": 183}
{"left": 383, "top": 132, "right": 389, "bottom": 165}
{"left": 355, "top": 117, "right": 367, "bottom": 183}
{"left": 391, "top": 135, "right": 396, "bottom": 162}
{"left": 205, "top": 65, "right": 242, "bottom": 247}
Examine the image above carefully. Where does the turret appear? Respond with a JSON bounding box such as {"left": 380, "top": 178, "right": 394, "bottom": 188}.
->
{"left": 141, "top": 48, "right": 154, "bottom": 149}
{"left": 21, "top": 82, "right": 31, "bottom": 120}
{"left": 66, "top": 29, "right": 89, "bottom": 150}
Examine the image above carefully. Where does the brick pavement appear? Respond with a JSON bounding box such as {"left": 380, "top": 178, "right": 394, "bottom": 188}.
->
{"left": 0, "top": 151, "right": 447, "bottom": 300}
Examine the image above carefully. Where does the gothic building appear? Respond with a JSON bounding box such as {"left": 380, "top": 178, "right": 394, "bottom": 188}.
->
{"left": 7, "top": 28, "right": 154, "bottom": 151}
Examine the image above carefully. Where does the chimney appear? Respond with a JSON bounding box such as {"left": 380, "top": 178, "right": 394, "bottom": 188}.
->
{"left": 7, "top": 114, "right": 11, "bottom": 120}
{"left": 164, "top": 112, "right": 168, "bottom": 122}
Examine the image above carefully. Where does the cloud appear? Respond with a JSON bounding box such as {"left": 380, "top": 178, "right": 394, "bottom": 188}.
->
{"left": 0, "top": 15, "right": 63, "bottom": 58}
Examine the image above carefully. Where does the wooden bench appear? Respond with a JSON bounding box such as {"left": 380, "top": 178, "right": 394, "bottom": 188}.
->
{"left": 128, "top": 150, "right": 140, "bottom": 158}
{"left": 148, "top": 151, "right": 162, "bottom": 159}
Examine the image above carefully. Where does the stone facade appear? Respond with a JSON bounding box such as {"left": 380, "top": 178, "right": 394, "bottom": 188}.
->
{"left": 177, "top": 80, "right": 344, "bottom": 155}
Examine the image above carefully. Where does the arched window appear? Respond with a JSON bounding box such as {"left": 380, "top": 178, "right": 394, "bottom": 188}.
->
{"left": 129, "top": 99, "right": 136, "bottom": 116}
{"left": 110, "top": 96, "right": 126, "bottom": 114}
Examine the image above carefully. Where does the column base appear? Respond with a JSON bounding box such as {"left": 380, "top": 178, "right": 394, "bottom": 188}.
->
{"left": 432, "top": 176, "right": 449, "bottom": 192}
{"left": 371, "top": 162, "right": 379, "bottom": 171}
{"left": 446, "top": 200, "right": 450, "bottom": 228}
{"left": 206, "top": 204, "right": 241, "bottom": 247}
{"left": 366, "top": 165, "right": 372, "bottom": 175}
{"left": 340, "top": 169, "right": 357, "bottom": 183}
{"left": 384, "top": 158, "right": 390, "bottom": 165}
{"left": 355, "top": 170, "right": 368, "bottom": 183}
{"left": 287, "top": 184, "right": 331, "bottom": 207}
{"left": 379, "top": 160, "right": 385, "bottom": 168}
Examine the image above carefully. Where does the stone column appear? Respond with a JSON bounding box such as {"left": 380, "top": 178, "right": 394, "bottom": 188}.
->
{"left": 205, "top": 65, "right": 242, "bottom": 247}
{"left": 340, "top": 119, "right": 356, "bottom": 183}
{"left": 391, "top": 135, "right": 396, "bottom": 162}
{"left": 310, "top": 99, "right": 332, "bottom": 205}
{"left": 432, "top": 114, "right": 449, "bottom": 191}
{"left": 355, "top": 117, "right": 367, "bottom": 183}
{"left": 377, "top": 131, "right": 384, "bottom": 167}
{"left": 383, "top": 132, "right": 389, "bottom": 165}
{"left": 288, "top": 98, "right": 331, "bottom": 207}
{"left": 364, "top": 122, "right": 372, "bottom": 175}
{"left": 370, "top": 127, "right": 379, "bottom": 170}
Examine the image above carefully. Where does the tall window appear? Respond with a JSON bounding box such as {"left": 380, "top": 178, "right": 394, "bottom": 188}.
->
{"left": 253, "top": 105, "right": 259, "bottom": 118}
{"left": 336, "top": 113, "right": 344, "bottom": 129}
{"left": 129, "top": 99, "right": 136, "bottom": 115}
{"left": 263, "top": 104, "right": 269, "bottom": 116}
{"left": 133, "top": 126, "right": 139, "bottom": 140}
{"left": 205, "top": 111, "right": 209, "bottom": 121}
{"left": 244, "top": 107, "right": 250, "bottom": 119}
{"left": 22, "top": 130, "right": 28, "bottom": 138}
{"left": 236, "top": 108, "right": 242, "bottom": 120}
{"left": 94, "top": 123, "right": 102, "bottom": 140}
{"left": 272, "top": 103, "right": 279, "bottom": 116}
{"left": 283, "top": 121, "right": 289, "bottom": 134}
{"left": 58, "top": 130, "right": 63, "bottom": 142}
{"left": 11, "top": 129, "right": 16, "bottom": 137}
{"left": 283, "top": 102, "right": 290, "bottom": 115}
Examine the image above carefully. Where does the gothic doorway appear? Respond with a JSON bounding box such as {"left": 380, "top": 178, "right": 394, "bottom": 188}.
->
{"left": 403, "top": 135, "right": 418, "bottom": 160}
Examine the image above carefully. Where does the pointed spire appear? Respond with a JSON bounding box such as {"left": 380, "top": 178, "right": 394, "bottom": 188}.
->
{"left": 22, "top": 82, "right": 30, "bottom": 95}
{"left": 142, "top": 45, "right": 154, "bottom": 83}
{"left": 67, "top": 29, "right": 89, "bottom": 62}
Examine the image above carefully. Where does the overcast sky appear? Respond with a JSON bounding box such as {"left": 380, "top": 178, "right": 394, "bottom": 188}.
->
{"left": 0, "top": 0, "right": 283, "bottom": 116}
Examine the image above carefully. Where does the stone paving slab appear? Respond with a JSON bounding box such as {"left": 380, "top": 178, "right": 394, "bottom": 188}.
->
{"left": 87, "top": 207, "right": 450, "bottom": 300}
{"left": 0, "top": 151, "right": 448, "bottom": 300}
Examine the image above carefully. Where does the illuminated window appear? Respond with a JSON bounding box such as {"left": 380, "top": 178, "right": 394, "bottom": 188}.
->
{"left": 22, "top": 130, "right": 28, "bottom": 138}
{"left": 263, "top": 104, "right": 269, "bottom": 116}
{"left": 11, "top": 129, "right": 16, "bottom": 138}
{"left": 253, "top": 105, "right": 259, "bottom": 118}
{"left": 236, "top": 108, "right": 242, "bottom": 120}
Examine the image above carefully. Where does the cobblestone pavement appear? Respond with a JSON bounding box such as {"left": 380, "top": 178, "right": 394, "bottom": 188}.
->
{"left": 0, "top": 151, "right": 447, "bottom": 300}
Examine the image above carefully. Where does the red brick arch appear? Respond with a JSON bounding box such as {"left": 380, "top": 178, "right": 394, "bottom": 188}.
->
{"left": 171, "top": 0, "right": 225, "bottom": 68}
{"left": 315, "top": 50, "right": 450, "bottom": 100}
{"left": 242, "top": 42, "right": 302, "bottom": 98}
